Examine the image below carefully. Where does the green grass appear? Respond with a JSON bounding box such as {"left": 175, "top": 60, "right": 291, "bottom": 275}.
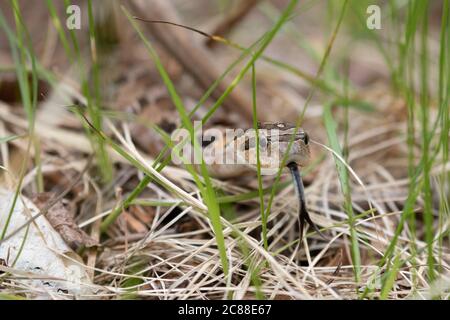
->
{"left": 0, "top": 1, "right": 38, "bottom": 240}
{"left": 0, "top": 0, "right": 449, "bottom": 300}
{"left": 418, "top": 0, "right": 435, "bottom": 283}
{"left": 251, "top": 64, "right": 267, "bottom": 249}
{"left": 122, "top": 5, "right": 229, "bottom": 274}
{"left": 83, "top": 0, "right": 299, "bottom": 290}
{"left": 46, "top": 0, "right": 113, "bottom": 183}
{"left": 100, "top": 0, "right": 299, "bottom": 262}
{"left": 436, "top": 0, "right": 450, "bottom": 276}
{"left": 111, "top": 0, "right": 300, "bottom": 279}
{"left": 355, "top": 0, "right": 449, "bottom": 298}
{"left": 323, "top": 102, "right": 361, "bottom": 282}
{"left": 98, "top": 29, "right": 266, "bottom": 232}
{"left": 0, "top": 135, "right": 21, "bottom": 144}
{"left": 259, "top": 0, "right": 349, "bottom": 266}
{"left": 85, "top": 0, "right": 113, "bottom": 183}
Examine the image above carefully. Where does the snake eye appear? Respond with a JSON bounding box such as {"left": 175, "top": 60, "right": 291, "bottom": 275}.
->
{"left": 303, "top": 133, "right": 309, "bottom": 145}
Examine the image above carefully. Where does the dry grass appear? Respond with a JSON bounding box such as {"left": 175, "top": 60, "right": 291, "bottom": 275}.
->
{"left": 0, "top": 0, "right": 449, "bottom": 300}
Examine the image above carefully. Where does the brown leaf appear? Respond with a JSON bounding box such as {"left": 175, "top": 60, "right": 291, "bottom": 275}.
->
{"left": 32, "top": 193, "right": 98, "bottom": 250}
{"left": 123, "top": 210, "right": 148, "bottom": 234}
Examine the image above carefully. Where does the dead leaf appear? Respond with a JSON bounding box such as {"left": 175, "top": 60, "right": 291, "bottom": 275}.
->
{"left": 123, "top": 210, "right": 148, "bottom": 233}
{"left": 33, "top": 193, "right": 98, "bottom": 250}
{"left": 0, "top": 188, "right": 93, "bottom": 298}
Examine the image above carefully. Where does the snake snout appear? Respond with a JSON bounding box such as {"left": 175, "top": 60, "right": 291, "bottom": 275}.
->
{"left": 282, "top": 144, "right": 311, "bottom": 167}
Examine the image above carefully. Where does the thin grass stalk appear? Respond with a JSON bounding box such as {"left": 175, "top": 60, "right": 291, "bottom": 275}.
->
{"left": 251, "top": 64, "right": 266, "bottom": 250}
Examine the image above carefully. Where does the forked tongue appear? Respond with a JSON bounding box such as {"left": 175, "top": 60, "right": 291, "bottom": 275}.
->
{"left": 287, "top": 162, "right": 325, "bottom": 242}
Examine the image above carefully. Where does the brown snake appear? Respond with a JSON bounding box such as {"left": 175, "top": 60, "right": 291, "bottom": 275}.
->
{"left": 196, "top": 121, "right": 322, "bottom": 241}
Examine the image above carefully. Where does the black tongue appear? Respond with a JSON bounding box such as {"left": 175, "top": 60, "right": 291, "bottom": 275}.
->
{"left": 287, "top": 162, "right": 326, "bottom": 243}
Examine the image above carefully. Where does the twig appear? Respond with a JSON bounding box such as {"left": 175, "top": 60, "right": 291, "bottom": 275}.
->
{"left": 128, "top": 0, "right": 254, "bottom": 122}
{"left": 206, "top": 0, "right": 260, "bottom": 48}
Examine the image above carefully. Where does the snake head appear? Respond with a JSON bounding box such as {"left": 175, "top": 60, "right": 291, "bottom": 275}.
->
{"left": 267, "top": 122, "right": 311, "bottom": 168}
{"left": 236, "top": 122, "right": 311, "bottom": 175}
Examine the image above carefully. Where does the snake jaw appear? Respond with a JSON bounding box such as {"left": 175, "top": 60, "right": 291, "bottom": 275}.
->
{"left": 287, "top": 162, "right": 324, "bottom": 243}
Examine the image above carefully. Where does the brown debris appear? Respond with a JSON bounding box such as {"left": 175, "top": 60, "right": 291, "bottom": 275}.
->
{"left": 206, "top": 0, "right": 260, "bottom": 48}
{"left": 0, "top": 72, "right": 49, "bottom": 104}
{"left": 32, "top": 193, "right": 98, "bottom": 251}
{"left": 128, "top": 0, "right": 255, "bottom": 123}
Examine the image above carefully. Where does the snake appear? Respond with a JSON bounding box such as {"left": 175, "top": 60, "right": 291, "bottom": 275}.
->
{"left": 194, "top": 121, "right": 322, "bottom": 241}
{"left": 58, "top": 10, "right": 323, "bottom": 243}
{"left": 81, "top": 57, "right": 323, "bottom": 242}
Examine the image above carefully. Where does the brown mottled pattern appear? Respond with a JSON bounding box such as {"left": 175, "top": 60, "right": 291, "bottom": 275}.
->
{"left": 203, "top": 122, "right": 311, "bottom": 178}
